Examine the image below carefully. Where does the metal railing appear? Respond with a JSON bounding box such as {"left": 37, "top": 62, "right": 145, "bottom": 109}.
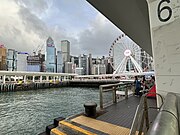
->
{"left": 147, "top": 92, "right": 179, "bottom": 135}
{"left": 99, "top": 82, "right": 134, "bottom": 109}
{"left": 130, "top": 92, "right": 164, "bottom": 135}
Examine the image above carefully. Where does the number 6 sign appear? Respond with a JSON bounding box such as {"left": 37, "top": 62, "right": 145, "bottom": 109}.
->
{"left": 157, "top": 0, "right": 172, "bottom": 22}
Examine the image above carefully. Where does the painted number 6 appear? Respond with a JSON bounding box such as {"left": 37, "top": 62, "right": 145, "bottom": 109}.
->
{"left": 158, "top": 0, "right": 172, "bottom": 22}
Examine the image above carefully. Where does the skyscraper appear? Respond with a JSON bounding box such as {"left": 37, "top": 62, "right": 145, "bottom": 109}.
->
{"left": 17, "top": 52, "right": 28, "bottom": 71}
{"left": 7, "top": 49, "right": 17, "bottom": 71}
{"left": 0, "top": 44, "right": 7, "bottom": 70}
{"left": 57, "top": 51, "right": 63, "bottom": 73}
{"left": 88, "top": 54, "right": 93, "bottom": 75}
{"left": 61, "top": 40, "right": 70, "bottom": 63}
{"left": 46, "top": 37, "right": 56, "bottom": 72}
{"left": 64, "top": 62, "right": 73, "bottom": 73}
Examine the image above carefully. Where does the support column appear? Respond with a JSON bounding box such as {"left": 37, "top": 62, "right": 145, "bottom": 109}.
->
{"left": 32, "top": 76, "right": 35, "bottom": 83}
{"left": 53, "top": 76, "right": 56, "bottom": 82}
{"left": 14, "top": 75, "right": 17, "bottom": 83}
{"left": 146, "top": 0, "right": 180, "bottom": 105}
{"left": 3, "top": 75, "right": 6, "bottom": 84}
{"left": 46, "top": 76, "right": 49, "bottom": 82}
{"left": 24, "top": 75, "right": 26, "bottom": 83}
{"left": 40, "top": 76, "right": 42, "bottom": 83}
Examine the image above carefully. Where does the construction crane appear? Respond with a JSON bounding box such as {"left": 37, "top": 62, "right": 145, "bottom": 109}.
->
{"left": 33, "top": 44, "right": 45, "bottom": 55}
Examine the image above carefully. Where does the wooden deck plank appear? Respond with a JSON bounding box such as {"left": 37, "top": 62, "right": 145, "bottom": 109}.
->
{"left": 97, "top": 96, "right": 157, "bottom": 128}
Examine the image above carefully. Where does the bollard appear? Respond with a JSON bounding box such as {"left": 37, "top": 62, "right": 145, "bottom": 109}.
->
{"left": 46, "top": 124, "right": 56, "bottom": 134}
{"left": 54, "top": 117, "right": 65, "bottom": 127}
{"left": 84, "top": 102, "right": 97, "bottom": 117}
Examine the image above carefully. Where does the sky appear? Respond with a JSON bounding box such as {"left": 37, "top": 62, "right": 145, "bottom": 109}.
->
{"left": 0, "top": 0, "right": 122, "bottom": 57}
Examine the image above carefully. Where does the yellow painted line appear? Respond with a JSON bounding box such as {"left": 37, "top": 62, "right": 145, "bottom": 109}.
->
{"left": 51, "top": 128, "right": 67, "bottom": 135}
{"left": 59, "top": 120, "right": 97, "bottom": 135}
{"left": 71, "top": 115, "right": 130, "bottom": 135}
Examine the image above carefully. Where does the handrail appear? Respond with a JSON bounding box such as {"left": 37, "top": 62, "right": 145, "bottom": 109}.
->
{"left": 99, "top": 82, "right": 134, "bottom": 109}
{"left": 147, "top": 92, "right": 179, "bottom": 135}
{"left": 130, "top": 92, "right": 164, "bottom": 135}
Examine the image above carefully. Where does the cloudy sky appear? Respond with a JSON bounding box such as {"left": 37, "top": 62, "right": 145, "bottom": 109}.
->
{"left": 0, "top": 0, "right": 122, "bottom": 57}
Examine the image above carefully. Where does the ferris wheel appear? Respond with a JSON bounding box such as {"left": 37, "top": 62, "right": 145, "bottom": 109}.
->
{"left": 109, "top": 34, "right": 152, "bottom": 74}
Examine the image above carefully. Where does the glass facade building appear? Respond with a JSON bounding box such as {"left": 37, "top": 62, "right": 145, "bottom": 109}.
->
{"left": 57, "top": 51, "right": 63, "bottom": 73}
{"left": 61, "top": 40, "right": 70, "bottom": 63}
{"left": 7, "top": 49, "right": 17, "bottom": 71}
{"left": 46, "top": 37, "right": 56, "bottom": 72}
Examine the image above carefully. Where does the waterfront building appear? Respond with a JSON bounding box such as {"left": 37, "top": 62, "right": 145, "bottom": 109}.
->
{"left": 92, "top": 64, "right": 106, "bottom": 75}
{"left": 27, "top": 53, "right": 45, "bottom": 72}
{"left": 46, "top": 37, "right": 56, "bottom": 72}
{"left": 78, "top": 54, "right": 82, "bottom": 68}
{"left": 64, "top": 62, "right": 73, "bottom": 73}
{"left": 61, "top": 40, "right": 70, "bottom": 63}
{"left": 88, "top": 54, "right": 93, "bottom": 75}
{"left": 0, "top": 45, "right": 7, "bottom": 70}
{"left": 75, "top": 67, "right": 84, "bottom": 75}
{"left": 72, "top": 63, "right": 76, "bottom": 73}
{"left": 82, "top": 54, "right": 89, "bottom": 75}
{"left": 71, "top": 56, "right": 74, "bottom": 64}
{"left": 57, "top": 51, "right": 63, "bottom": 73}
{"left": 17, "top": 52, "right": 28, "bottom": 71}
{"left": 72, "top": 56, "right": 79, "bottom": 66}
{"left": 7, "top": 49, "right": 17, "bottom": 71}
{"left": 106, "top": 57, "right": 113, "bottom": 74}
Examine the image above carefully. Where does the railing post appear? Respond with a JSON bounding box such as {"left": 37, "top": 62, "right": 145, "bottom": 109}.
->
{"left": 125, "top": 85, "right": 128, "bottom": 99}
{"left": 144, "top": 96, "right": 149, "bottom": 131}
{"left": 99, "top": 85, "right": 103, "bottom": 109}
{"left": 112, "top": 86, "right": 117, "bottom": 103}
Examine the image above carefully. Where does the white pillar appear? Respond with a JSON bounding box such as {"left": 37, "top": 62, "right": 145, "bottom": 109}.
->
{"left": 40, "top": 76, "right": 42, "bottom": 83}
{"left": 32, "top": 76, "right": 35, "bottom": 83}
{"left": 24, "top": 75, "right": 26, "bottom": 83}
{"left": 53, "top": 76, "right": 56, "bottom": 82}
{"left": 3, "top": 75, "right": 6, "bottom": 84}
{"left": 146, "top": 0, "right": 180, "bottom": 105}
{"left": 46, "top": 76, "right": 49, "bottom": 82}
{"left": 14, "top": 75, "right": 17, "bottom": 83}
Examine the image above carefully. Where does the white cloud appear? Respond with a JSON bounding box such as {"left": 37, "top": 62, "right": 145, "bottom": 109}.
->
{"left": 0, "top": 0, "right": 122, "bottom": 57}
{"left": 0, "top": 0, "right": 45, "bottom": 53}
{"left": 77, "top": 13, "right": 122, "bottom": 57}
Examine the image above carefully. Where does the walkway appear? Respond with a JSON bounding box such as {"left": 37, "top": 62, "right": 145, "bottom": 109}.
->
{"left": 97, "top": 96, "right": 157, "bottom": 128}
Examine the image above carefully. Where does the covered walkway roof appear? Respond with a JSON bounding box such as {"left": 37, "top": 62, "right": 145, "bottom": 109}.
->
{"left": 87, "top": 0, "right": 152, "bottom": 55}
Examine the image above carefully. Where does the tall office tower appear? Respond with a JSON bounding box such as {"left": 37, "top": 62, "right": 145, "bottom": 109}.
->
{"left": 82, "top": 54, "right": 89, "bottom": 75}
{"left": 72, "top": 56, "right": 79, "bottom": 66}
{"left": 88, "top": 54, "right": 93, "bottom": 75}
{"left": 0, "top": 44, "right": 7, "bottom": 70}
{"left": 78, "top": 54, "right": 82, "bottom": 68}
{"left": 61, "top": 40, "right": 70, "bottom": 63}
{"left": 71, "top": 56, "right": 74, "bottom": 64}
{"left": 7, "top": 49, "right": 17, "bottom": 71}
{"left": 46, "top": 37, "right": 56, "bottom": 72}
{"left": 57, "top": 51, "right": 63, "bottom": 73}
{"left": 92, "top": 64, "right": 106, "bottom": 75}
{"left": 64, "top": 62, "right": 73, "bottom": 73}
{"left": 101, "top": 56, "right": 106, "bottom": 64}
{"left": 17, "top": 52, "right": 28, "bottom": 71}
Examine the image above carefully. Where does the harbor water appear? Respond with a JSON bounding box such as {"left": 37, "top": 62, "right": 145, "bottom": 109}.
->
{"left": 0, "top": 87, "right": 101, "bottom": 135}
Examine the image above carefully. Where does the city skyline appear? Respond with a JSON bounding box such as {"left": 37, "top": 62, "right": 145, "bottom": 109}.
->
{"left": 0, "top": 0, "right": 121, "bottom": 57}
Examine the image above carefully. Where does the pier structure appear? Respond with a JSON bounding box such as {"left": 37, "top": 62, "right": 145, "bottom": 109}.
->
{"left": 0, "top": 71, "right": 77, "bottom": 84}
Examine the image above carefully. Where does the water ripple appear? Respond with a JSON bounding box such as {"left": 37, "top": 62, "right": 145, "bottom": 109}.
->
{"left": 0, "top": 87, "right": 99, "bottom": 135}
